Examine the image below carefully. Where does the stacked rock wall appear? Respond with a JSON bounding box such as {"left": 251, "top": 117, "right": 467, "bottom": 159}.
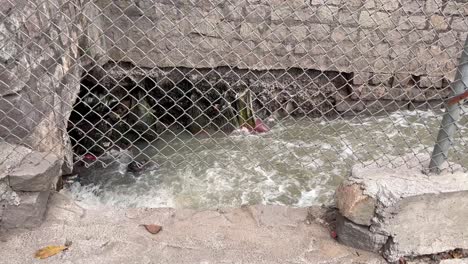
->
{"left": 0, "top": 0, "right": 101, "bottom": 228}
{"left": 94, "top": 0, "right": 467, "bottom": 113}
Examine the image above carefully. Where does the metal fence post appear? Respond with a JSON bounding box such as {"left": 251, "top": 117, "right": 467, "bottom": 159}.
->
{"left": 429, "top": 36, "right": 468, "bottom": 174}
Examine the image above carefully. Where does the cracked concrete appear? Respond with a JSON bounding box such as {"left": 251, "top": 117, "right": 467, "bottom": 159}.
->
{"left": 335, "top": 154, "right": 468, "bottom": 262}
{"left": 0, "top": 193, "right": 384, "bottom": 264}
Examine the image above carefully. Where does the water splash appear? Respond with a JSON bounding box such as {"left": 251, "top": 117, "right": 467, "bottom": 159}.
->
{"left": 66, "top": 110, "right": 468, "bottom": 209}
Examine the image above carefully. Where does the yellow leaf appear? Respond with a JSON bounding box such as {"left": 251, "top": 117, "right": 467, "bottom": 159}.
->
{"left": 34, "top": 245, "right": 68, "bottom": 259}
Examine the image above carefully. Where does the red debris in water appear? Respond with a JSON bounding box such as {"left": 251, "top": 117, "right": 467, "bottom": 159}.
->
{"left": 83, "top": 154, "right": 96, "bottom": 161}
{"left": 253, "top": 118, "right": 270, "bottom": 133}
{"left": 330, "top": 230, "right": 337, "bottom": 239}
{"left": 241, "top": 118, "right": 270, "bottom": 134}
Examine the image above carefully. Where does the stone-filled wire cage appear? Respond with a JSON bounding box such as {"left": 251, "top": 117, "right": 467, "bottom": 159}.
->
{"left": 1, "top": 0, "right": 468, "bottom": 209}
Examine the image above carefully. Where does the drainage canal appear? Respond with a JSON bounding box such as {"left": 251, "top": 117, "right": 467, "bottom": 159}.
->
{"left": 64, "top": 64, "right": 465, "bottom": 209}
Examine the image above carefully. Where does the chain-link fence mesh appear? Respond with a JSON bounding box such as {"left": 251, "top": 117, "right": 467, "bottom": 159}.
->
{"left": 1, "top": 0, "right": 467, "bottom": 208}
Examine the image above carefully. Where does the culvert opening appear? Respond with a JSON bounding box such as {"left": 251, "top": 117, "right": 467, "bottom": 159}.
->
{"left": 64, "top": 64, "right": 456, "bottom": 210}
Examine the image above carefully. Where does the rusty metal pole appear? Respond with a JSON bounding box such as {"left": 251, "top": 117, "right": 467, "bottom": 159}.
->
{"left": 429, "top": 35, "right": 468, "bottom": 174}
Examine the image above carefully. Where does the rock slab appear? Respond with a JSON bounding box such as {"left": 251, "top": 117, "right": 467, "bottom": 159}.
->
{"left": 335, "top": 154, "right": 468, "bottom": 262}
{"left": 8, "top": 152, "right": 61, "bottom": 192}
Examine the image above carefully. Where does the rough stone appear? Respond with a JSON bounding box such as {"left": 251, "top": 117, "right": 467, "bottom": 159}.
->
{"left": 1, "top": 191, "right": 50, "bottom": 229}
{"left": 310, "top": 0, "right": 341, "bottom": 5}
{"left": 359, "top": 11, "right": 393, "bottom": 29}
{"left": 335, "top": 100, "right": 365, "bottom": 113}
{"left": 364, "top": 0, "right": 375, "bottom": 9}
{"left": 335, "top": 184, "right": 376, "bottom": 226}
{"left": 338, "top": 11, "right": 359, "bottom": 26}
{"left": 314, "top": 6, "right": 338, "bottom": 24}
{"left": 443, "top": 1, "right": 467, "bottom": 16}
{"left": 290, "top": 25, "right": 308, "bottom": 41}
{"left": 309, "top": 24, "right": 330, "bottom": 41}
{"left": 293, "top": 42, "right": 308, "bottom": 54}
{"left": 0, "top": 142, "right": 32, "bottom": 180}
{"left": 350, "top": 84, "right": 406, "bottom": 101}
{"left": 245, "top": 4, "right": 269, "bottom": 23}
{"left": 331, "top": 27, "right": 358, "bottom": 42}
{"left": 340, "top": 0, "right": 362, "bottom": 9}
{"left": 271, "top": 6, "right": 294, "bottom": 21}
{"left": 0, "top": 180, "right": 20, "bottom": 220}
{"left": 370, "top": 73, "right": 393, "bottom": 86}
{"left": 440, "top": 260, "right": 468, "bottom": 264}
{"left": 353, "top": 72, "right": 371, "bottom": 85}
{"left": 408, "top": 30, "right": 436, "bottom": 43}
{"left": 336, "top": 154, "right": 468, "bottom": 262}
{"left": 336, "top": 214, "right": 388, "bottom": 253}
{"left": 398, "top": 16, "right": 427, "bottom": 30}
{"left": 374, "top": 0, "right": 399, "bottom": 11}
{"left": 386, "top": 30, "right": 406, "bottom": 44}
{"left": 430, "top": 15, "right": 449, "bottom": 31}
{"left": 271, "top": 0, "right": 310, "bottom": 8}
{"left": 8, "top": 152, "right": 61, "bottom": 192}
{"left": 402, "top": 1, "right": 423, "bottom": 13}
{"left": 452, "top": 17, "right": 468, "bottom": 32}
{"left": 438, "top": 31, "right": 458, "bottom": 48}
{"left": 425, "top": 0, "right": 443, "bottom": 14}
{"left": 266, "top": 24, "right": 289, "bottom": 43}
{"left": 419, "top": 75, "right": 444, "bottom": 88}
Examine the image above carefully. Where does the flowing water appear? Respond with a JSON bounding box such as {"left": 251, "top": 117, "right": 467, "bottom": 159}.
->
{"left": 65, "top": 109, "right": 468, "bottom": 209}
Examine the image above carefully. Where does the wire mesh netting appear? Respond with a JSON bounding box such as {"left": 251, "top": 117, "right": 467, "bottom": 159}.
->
{"left": 1, "top": 0, "right": 467, "bottom": 208}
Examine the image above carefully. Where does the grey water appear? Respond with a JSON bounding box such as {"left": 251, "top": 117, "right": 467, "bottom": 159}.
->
{"left": 65, "top": 109, "right": 468, "bottom": 209}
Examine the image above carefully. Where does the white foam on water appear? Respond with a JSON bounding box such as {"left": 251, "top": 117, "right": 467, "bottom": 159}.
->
{"left": 64, "top": 182, "right": 175, "bottom": 209}
{"left": 66, "top": 110, "right": 466, "bottom": 210}
{"left": 295, "top": 189, "right": 319, "bottom": 207}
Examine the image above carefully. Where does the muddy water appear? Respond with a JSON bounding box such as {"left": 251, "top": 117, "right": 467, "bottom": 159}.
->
{"left": 66, "top": 109, "right": 468, "bottom": 209}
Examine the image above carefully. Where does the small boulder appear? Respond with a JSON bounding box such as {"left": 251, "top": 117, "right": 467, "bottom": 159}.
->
{"left": 335, "top": 183, "right": 376, "bottom": 226}
{"left": 336, "top": 214, "right": 388, "bottom": 253}
{"left": 8, "top": 152, "right": 61, "bottom": 192}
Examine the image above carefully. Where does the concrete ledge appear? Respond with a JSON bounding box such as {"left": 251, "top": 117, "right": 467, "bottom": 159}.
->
{"left": 335, "top": 154, "right": 468, "bottom": 262}
{"left": 0, "top": 193, "right": 386, "bottom": 264}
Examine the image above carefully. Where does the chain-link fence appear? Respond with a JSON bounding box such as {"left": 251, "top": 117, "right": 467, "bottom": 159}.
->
{"left": 1, "top": 0, "right": 467, "bottom": 208}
